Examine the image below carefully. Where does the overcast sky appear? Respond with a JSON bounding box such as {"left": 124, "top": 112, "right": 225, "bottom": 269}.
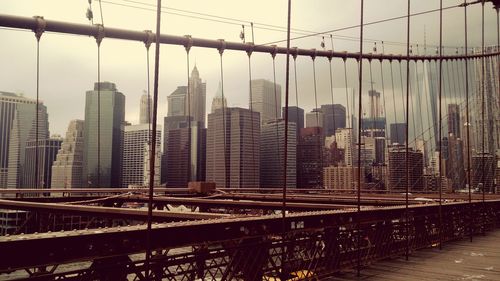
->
{"left": 0, "top": 0, "right": 498, "bottom": 136}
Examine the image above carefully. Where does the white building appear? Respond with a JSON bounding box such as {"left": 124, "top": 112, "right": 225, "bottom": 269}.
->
{"left": 250, "top": 79, "right": 281, "bottom": 125}
{"left": 139, "top": 93, "right": 153, "bottom": 124}
{"left": 336, "top": 128, "right": 354, "bottom": 166}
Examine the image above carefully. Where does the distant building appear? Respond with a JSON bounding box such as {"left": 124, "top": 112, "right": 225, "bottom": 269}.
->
{"left": 297, "top": 127, "right": 324, "bottom": 188}
{"left": 390, "top": 123, "right": 406, "bottom": 145}
{"left": 51, "top": 120, "right": 85, "bottom": 189}
{"left": 139, "top": 93, "right": 153, "bottom": 124}
{"left": 324, "top": 166, "right": 363, "bottom": 191}
{"left": 336, "top": 128, "right": 354, "bottom": 166}
{"left": 446, "top": 135, "right": 465, "bottom": 191}
{"left": 260, "top": 119, "right": 296, "bottom": 188}
{"left": 83, "top": 82, "right": 125, "bottom": 187}
{"left": 447, "top": 104, "right": 460, "bottom": 138}
{"left": 320, "top": 104, "right": 346, "bottom": 137}
{"left": 165, "top": 122, "right": 206, "bottom": 187}
{"left": 211, "top": 82, "right": 227, "bottom": 113}
{"left": 306, "top": 109, "right": 324, "bottom": 128}
{"left": 121, "top": 124, "right": 161, "bottom": 188}
{"left": 23, "top": 137, "right": 62, "bottom": 189}
{"left": 6, "top": 93, "right": 49, "bottom": 188}
{"left": 282, "top": 106, "right": 304, "bottom": 135}
{"left": 167, "top": 86, "right": 187, "bottom": 117}
{"left": 250, "top": 79, "right": 281, "bottom": 125}
{"left": 187, "top": 66, "right": 207, "bottom": 128}
{"left": 162, "top": 115, "right": 192, "bottom": 183}
{"left": 471, "top": 153, "right": 495, "bottom": 192}
{"left": 388, "top": 145, "right": 424, "bottom": 191}
{"left": 206, "top": 107, "right": 260, "bottom": 188}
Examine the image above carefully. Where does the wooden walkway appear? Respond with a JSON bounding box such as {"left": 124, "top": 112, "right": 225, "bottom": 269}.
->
{"left": 328, "top": 230, "right": 500, "bottom": 281}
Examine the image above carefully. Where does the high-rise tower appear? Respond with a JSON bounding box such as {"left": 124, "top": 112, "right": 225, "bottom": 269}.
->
{"left": 83, "top": 82, "right": 125, "bottom": 187}
{"left": 139, "top": 93, "right": 153, "bottom": 124}
{"left": 187, "top": 66, "right": 206, "bottom": 127}
{"left": 250, "top": 79, "right": 281, "bottom": 125}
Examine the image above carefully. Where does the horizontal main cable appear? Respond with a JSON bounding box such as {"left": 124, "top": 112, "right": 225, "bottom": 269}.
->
{"left": 0, "top": 14, "right": 497, "bottom": 61}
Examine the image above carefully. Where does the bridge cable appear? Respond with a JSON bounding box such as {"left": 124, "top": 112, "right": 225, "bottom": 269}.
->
{"left": 272, "top": 50, "right": 282, "bottom": 188}
{"left": 247, "top": 48, "right": 257, "bottom": 187}
{"left": 96, "top": 25, "right": 104, "bottom": 187}
{"left": 32, "top": 18, "right": 45, "bottom": 190}
{"left": 438, "top": 0, "right": 443, "bottom": 250}
{"left": 389, "top": 61, "right": 399, "bottom": 149}
{"left": 328, "top": 54, "right": 336, "bottom": 143}
{"left": 480, "top": 0, "right": 485, "bottom": 234}
{"left": 356, "top": 0, "right": 364, "bottom": 276}
{"left": 311, "top": 52, "right": 323, "bottom": 187}
{"left": 185, "top": 38, "right": 192, "bottom": 183}
{"left": 218, "top": 44, "right": 229, "bottom": 189}
{"left": 404, "top": 0, "right": 411, "bottom": 261}
{"left": 414, "top": 47, "right": 425, "bottom": 158}
{"left": 462, "top": 0, "right": 472, "bottom": 241}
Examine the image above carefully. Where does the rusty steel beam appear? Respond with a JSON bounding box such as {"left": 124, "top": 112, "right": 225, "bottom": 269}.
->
{"left": 0, "top": 199, "right": 230, "bottom": 221}
{"left": 0, "top": 14, "right": 498, "bottom": 62}
{"left": 0, "top": 187, "right": 189, "bottom": 195}
{"left": 0, "top": 200, "right": 498, "bottom": 272}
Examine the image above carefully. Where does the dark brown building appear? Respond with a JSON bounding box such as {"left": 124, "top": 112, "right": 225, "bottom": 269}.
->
{"left": 388, "top": 145, "right": 424, "bottom": 191}
{"left": 297, "top": 127, "right": 324, "bottom": 188}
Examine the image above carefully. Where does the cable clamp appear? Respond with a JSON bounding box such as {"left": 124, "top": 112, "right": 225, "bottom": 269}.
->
{"left": 33, "top": 16, "right": 46, "bottom": 41}
{"left": 246, "top": 42, "right": 254, "bottom": 57}
{"left": 217, "top": 39, "right": 226, "bottom": 55}
{"left": 95, "top": 24, "right": 105, "bottom": 46}
{"left": 292, "top": 47, "right": 299, "bottom": 60}
{"left": 144, "top": 30, "right": 154, "bottom": 50}
{"left": 310, "top": 48, "right": 317, "bottom": 61}
{"left": 184, "top": 35, "right": 193, "bottom": 53}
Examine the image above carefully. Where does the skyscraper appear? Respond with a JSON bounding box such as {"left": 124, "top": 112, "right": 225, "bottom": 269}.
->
{"left": 139, "top": 93, "right": 153, "bottom": 124}
{"left": 24, "top": 137, "right": 62, "bottom": 189}
{"left": 250, "top": 79, "right": 281, "bottom": 125}
{"left": 297, "top": 127, "right": 324, "bottom": 188}
{"left": 282, "top": 106, "right": 304, "bottom": 133}
{"left": 162, "top": 115, "right": 192, "bottom": 183}
{"left": 83, "top": 82, "right": 125, "bottom": 187}
{"left": 390, "top": 123, "right": 406, "bottom": 145}
{"left": 336, "top": 128, "right": 354, "bottom": 166}
{"left": 206, "top": 107, "right": 260, "bottom": 188}
{"left": 320, "top": 104, "right": 346, "bottom": 137}
{"left": 167, "top": 86, "right": 187, "bottom": 117}
{"left": 388, "top": 145, "right": 424, "bottom": 191}
{"left": 211, "top": 82, "right": 226, "bottom": 113}
{"left": 368, "top": 90, "right": 382, "bottom": 119}
{"left": 51, "top": 120, "right": 85, "bottom": 189}
{"left": 260, "top": 119, "right": 296, "bottom": 188}
{"left": 165, "top": 122, "right": 206, "bottom": 187}
{"left": 5, "top": 93, "right": 49, "bottom": 188}
{"left": 121, "top": 124, "right": 161, "bottom": 188}
{"left": 187, "top": 66, "right": 206, "bottom": 127}
{"left": 306, "top": 109, "right": 324, "bottom": 128}
{"left": 447, "top": 104, "right": 460, "bottom": 137}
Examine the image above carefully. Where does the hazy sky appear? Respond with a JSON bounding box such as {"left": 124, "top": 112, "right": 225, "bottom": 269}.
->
{"left": 0, "top": 0, "right": 498, "bottom": 136}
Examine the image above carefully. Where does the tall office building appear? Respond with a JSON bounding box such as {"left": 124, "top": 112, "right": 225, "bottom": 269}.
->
{"left": 388, "top": 145, "right": 424, "bottom": 191}
{"left": 139, "top": 93, "right": 153, "bottom": 124}
{"left": 390, "top": 123, "right": 406, "bottom": 145}
{"left": 324, "top": 166, "right": 363, "bottom": 191}
{"left": 165, "top": 122, "right": 206, "bottom": 187}
{"left": 447, "top": 104, "right": 460, "bottom": 137}
{"left": 51, "top": 120, "right": 85, "bottom": 188}
{"left": 23, "top": 137, "right": 62, "bottom": 188}
{"left": 321, "top": 104, "right": 346, "bottom": 137}
{"left": 83, "top": 82, "right": 125, "bottom": 187}
{"left": 211, "top": 82, "right": 227, "bottom": 113}
{"left": 260, "top": 119, "right": 296, "bottom": 188}
{"left": 446, "top": 135, "right": 465, "bottom": 191}
{"left": 282, "top": 106, "right": 304, "bottom": 133}
{"left": 336, "top": 128, "right": 354, "bottom": 166}
{"left": 162, "top": 115, "right": 192, "bottom": 183}
{"left": 306, "top": 109, "right": 324, "bottom": 128}
{"left": 368, "top": 90, "right": 382, "bottom": 119}
{"left": 121, "top": 124, "right": 161, "bottom": 188}
{"left": 167, "top": 86, "right": 187, "bottom": 117}
{"left": 297, "top": 127, "right": 324, "bottom": 188}
{"left": 471, "top": 153, "right": 495, "bottom": 192}
{"left": 206, "top": 107, "right": 260, "bottom": 188}
{"left": 250, "top": 79, "right": 281, "bottom": 125}
{"left": 5, "top": 93, "right": 49, "bottom": 188}
{"left": 187, "top": 66, "right": 206, "bottom": 127}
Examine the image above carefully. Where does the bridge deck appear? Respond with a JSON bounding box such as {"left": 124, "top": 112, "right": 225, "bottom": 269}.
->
{"left": 329, "top": 230, "right": 500, "bottom": 281}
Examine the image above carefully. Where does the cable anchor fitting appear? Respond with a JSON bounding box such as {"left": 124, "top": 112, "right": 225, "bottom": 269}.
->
{"left": 270, "top": 44, "right": 278, "bottom": 59}
{"left": 95, "top": 24, "right": 105, "bottom": 46}
{"left": 292, "top": 47, "right": 299, "bottom": 60}
{"left": 143, "top": 30, "right": 154, "bottom": 50}
{"left": 310, "top": 48, "right": 317, "bottom": 61}
{"left": 246, "top": 42, "right": 254, "bottom": 57}
{"left": 217, "top": 39, "right": 226, "bottom": 56}
{"left": 184, "top": 35, "right": 193, "bottom": 54}
{"left": 33, "top": 16, "right": 46, "bottom": 42}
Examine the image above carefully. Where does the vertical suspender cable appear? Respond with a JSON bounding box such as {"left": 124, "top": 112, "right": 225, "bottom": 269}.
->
{"left": 186, "top": 46, "right": 192, "bottom": 183}
{"left": 272, "top": 53, "right": 281, "bottom": 188}
{"left": 145, "top": 0, "right": 161, "bottom": 277}
{"left": 399, "top": 62, "right": 407, "bottom": 123}
{"left": 390, "top": 61, "right": 399, "bottom": 150}
{"left": 344, "top": 60, "right": 351, "bottom": 129}
{"left": 405, "top": 0, "right": 411, "bottom": 261}
{"left": 96, "top": 26, "right": 103, "bottom": 188}
{"left": 438, "top": 0, "right": 443, "bottom": 251}
{"left": 311, "top": 54, "right": 323, "bottom": 187}
{"left": 328, "top": 56, "right": 336, "bottom": 141}
{"left": 463, "top": 0, "right": 472, "bottom": 241}
{"left": 218, "top": 47, "right": 228, "bottom": 189}
{"left": 282, "top": 0, "right": 292, "bottom": 278}
{"left": 293, "top": 53, "right": 299, "bottom": 108}
{"left": 247, "top": 50, "right": 256, "bottom": 187}
{"left": 480, "top": 0, "right": 485, "bottom": 233}
{"left": 34, "top": 21, "right": 42, "bottom": 190}
{"left": 357, "top": 0, "right": 364, "bottom": 276}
